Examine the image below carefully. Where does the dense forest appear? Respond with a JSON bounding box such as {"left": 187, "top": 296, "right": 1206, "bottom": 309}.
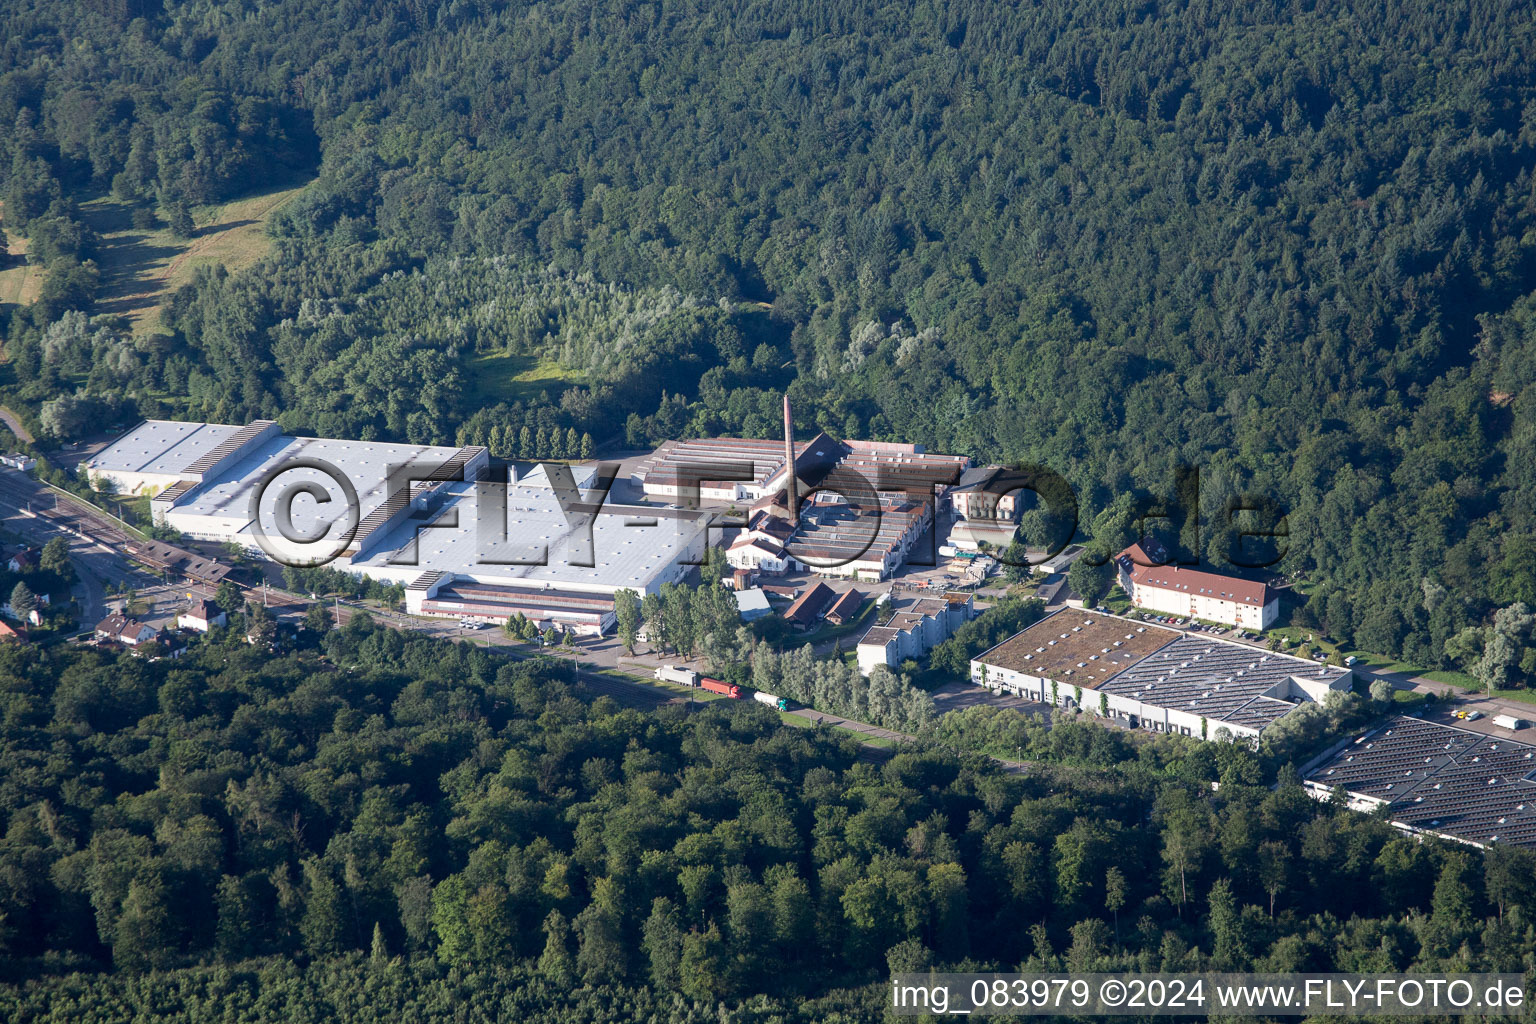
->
{"left": 0, "top": 617, "right": 1534, "bottom": 1022}
{"left": 4, "top": 0, "right": 1536, "bottom": 675}
{"left": 8, "top": 2, "right": 1536, "bottom": 1018}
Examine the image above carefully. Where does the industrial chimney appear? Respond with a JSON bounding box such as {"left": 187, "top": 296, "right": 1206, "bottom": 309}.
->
{"left": 782, "top": 393, "right": 798, "bottom": 522}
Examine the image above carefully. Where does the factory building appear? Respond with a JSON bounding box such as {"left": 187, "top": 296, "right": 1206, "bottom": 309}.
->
{"left": 783, "top": 495, "right": 934, "bottom": 582}
{"left": 945, "top": 465, "right": 1020, "bottom": 521}
{"left": 84, "top": 421, "right": 710, "bottom": 634}
{"left": 638, "top": 399, "right": 969, "bottom": 582}
{"left": 970, "top": 610, "right": 1350, "bottom": 741}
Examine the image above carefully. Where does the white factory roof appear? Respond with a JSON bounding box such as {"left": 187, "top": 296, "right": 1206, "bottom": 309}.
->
{"left": 95, "top": 420, "right": 712, "bottom": 595}
{"left": 350, "top": 467, "right": 707, "bottom": 591}
{"left": 85, "top": 420, "right": 242, "bottom": 477}
{"left": 171, "top": 434, "right": 468, "bottom": 543}
{"left": 513, "top": 462, "right": 601, "bottom": 490}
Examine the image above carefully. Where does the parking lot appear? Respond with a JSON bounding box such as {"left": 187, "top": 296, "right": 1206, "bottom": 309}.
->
{"left": 1126, "top": 610, "right": 1264, "bottom": 642}
{"left": 1407, "top": 689, "right": 1536, "bottom": 736}
{"left": 931, "top": 680, "right": 1051, "bottom": 716}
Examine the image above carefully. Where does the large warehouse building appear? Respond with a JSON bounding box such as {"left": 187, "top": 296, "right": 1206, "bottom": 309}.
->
{"left": 1305, "top": 715, "right": 1536, "bottom": 849}
{"left": 970, "top": 610, "right": 1351, "bottom": 741}
{"left": 84, "top": 420, "right": 710, "bottom": 633}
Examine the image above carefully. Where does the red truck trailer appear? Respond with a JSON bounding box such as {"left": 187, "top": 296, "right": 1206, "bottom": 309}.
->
{"left": 699, "top": 677, "right": 742, "bottom": 699}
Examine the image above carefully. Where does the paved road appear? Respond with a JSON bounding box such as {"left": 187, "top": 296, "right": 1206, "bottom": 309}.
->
{"left": 0, "top": 469, "right": 159, "bottom": 625}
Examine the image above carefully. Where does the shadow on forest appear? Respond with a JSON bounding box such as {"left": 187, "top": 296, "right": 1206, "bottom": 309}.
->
{"left": 89, "top": 229, "right": 182, "bottom": 314}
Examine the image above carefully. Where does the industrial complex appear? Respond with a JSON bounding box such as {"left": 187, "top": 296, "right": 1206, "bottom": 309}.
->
{"left": 640, "top": 397, "right": 974, "bottom": 583}
{"left": 84, "top": 420, "right": 709, "bottom": 635}
{"left": 79, "top": 403, "right": 1283, "bottom": 653}
{"left": 80, "top": 403, "right": 985, "bottom": 634}
{"left": 969, "top": 609, "right": 1351, "bottom": 741}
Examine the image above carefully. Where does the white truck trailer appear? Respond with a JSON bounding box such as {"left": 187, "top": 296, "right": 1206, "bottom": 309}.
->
{"left": 751, "top": 690, "right": 790, "bottom": 711}
{"left": 655, "top": 665, "right": 700, "bottom": 686}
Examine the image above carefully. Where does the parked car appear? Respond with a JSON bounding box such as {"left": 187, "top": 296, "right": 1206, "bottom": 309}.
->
{"left": 1466, "top": 710, "right": 1483, "bottom": 721}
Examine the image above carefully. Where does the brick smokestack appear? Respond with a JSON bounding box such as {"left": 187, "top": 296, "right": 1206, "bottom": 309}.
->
{"left": 782, "top": 393, "right": 798, "bottom": 522}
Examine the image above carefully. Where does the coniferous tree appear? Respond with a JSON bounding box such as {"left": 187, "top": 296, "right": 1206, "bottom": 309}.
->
{"left": 8, "top": 582, "right": 36, "bottom": 617}
{"left": 299, "top": 859, "right": 346, "bottom": 957}
{"left": 642, "top": 897, "right": 684, "bottom": 989}
{"left": 168, "top": 201, "right": 194, "bottom": 239}
{"left": 537, "top": 910, "right": 575, "bottom": 985}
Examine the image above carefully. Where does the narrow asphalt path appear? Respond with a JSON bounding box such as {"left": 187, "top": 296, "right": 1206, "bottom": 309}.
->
{"left": 0, "top": 407, "right": 33, "bottom": 444}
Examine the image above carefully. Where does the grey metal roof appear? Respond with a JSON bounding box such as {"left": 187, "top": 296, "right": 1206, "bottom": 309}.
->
{"left": 170, "top": 433, "right": 467, "bottom": 540}
{"left": 1308, "top": 715, "right": 1536, "bottom": 848}
{"left": 1098, "top": 634, "right": 1349, "bottom": 728}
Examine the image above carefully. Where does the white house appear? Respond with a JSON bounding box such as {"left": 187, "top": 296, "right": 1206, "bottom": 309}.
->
{"left": 726, "top": 535, "right": 792, "bottom": 574}
{"left": 177, "top": 598, "right": 227, "bottom": 632}
{"left": 2, "top": 590, "right": 49, "bottom": 620}
{"left": 96, "top": 613, "right": 159, "bottom": 646}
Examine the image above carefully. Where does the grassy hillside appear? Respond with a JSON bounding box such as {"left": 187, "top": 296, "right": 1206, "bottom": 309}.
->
{"left": 0, "top": 224, "right": 43, "bottom": 308}
{"left": 82, "top": 182, "right": 308, "bottom": 333}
